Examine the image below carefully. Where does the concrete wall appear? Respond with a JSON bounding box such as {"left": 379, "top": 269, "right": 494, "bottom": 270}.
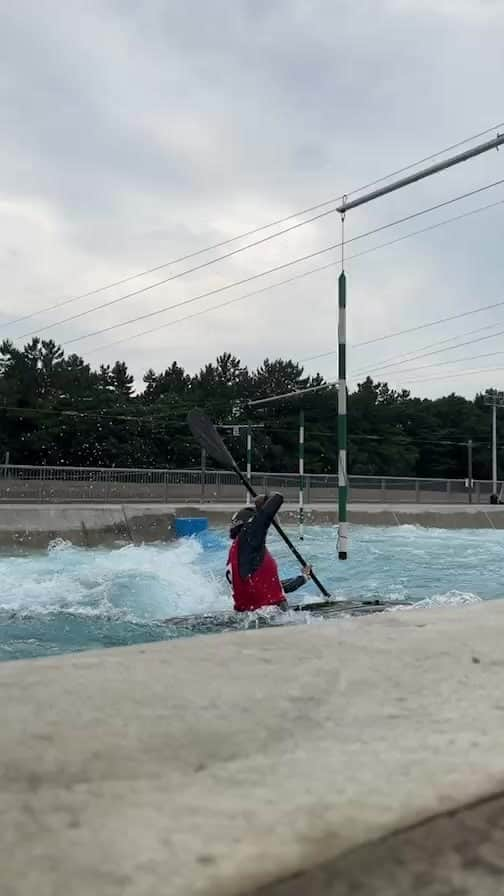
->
{"left": 0, "top": 504, "right": 176, "bottom": 549}
{"left": 1, "top": 502, "right": 504, "bottom": 547}
{"left": 166, "top": 502, "right": 504, "bottom": 530}
{"left": 1, "top": 600, "right": 504, "bottom": 894}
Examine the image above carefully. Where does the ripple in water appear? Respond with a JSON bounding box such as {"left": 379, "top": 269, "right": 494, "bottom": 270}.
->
{"left": 1, "top": 524, "right": 500, "bottom": 661}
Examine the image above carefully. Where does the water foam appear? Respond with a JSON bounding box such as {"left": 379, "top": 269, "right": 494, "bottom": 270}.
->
{"left": 1, "top": 524, "right": 503, "bottom": 661}
{"left": 1, "top": 537, "right": 230, "bottom": 621}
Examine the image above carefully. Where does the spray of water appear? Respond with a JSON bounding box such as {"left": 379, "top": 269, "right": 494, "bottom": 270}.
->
{"left": 1, "top": 524, "right": 501, "bottom": 661}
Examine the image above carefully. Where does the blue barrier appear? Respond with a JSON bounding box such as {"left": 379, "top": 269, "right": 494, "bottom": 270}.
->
{"left": 175, "top": 517, "right": 209, "bottom": 538}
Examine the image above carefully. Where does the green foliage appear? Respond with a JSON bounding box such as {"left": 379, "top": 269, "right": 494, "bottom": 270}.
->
{"left": 0, "top": 340, "right": 497, "bottom": 477}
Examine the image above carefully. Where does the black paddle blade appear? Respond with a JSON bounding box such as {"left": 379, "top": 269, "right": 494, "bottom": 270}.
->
{"left": 187, "top": 409, "right": 236, "bottom": 470}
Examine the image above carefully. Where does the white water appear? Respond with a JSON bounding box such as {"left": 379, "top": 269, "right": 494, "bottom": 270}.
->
{"left": 1, "top": 525, "right": 502, "bottom": 661}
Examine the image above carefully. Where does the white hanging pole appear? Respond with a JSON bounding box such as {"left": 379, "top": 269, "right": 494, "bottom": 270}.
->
{"left": 467, "top": 439, "right": 473, "bottom": 505}
{"left": 246, "top": 425, "right": 252, "bottom": 505}
{"left": 299, "top": 408, "right": 305, "bottom": 540}
{"left": 337, "top": 206, "right": 348, "bottom": 560}
{"left": 492, "top": 403, "right": 497, "bottom": 495}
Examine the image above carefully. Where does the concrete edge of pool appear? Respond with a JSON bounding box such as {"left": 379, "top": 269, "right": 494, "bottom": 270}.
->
{"left": 1, "top": 599, "right": 504, "bottom": 894}
{"left": 1, "top": 501, "right": 504, "bottom": 548}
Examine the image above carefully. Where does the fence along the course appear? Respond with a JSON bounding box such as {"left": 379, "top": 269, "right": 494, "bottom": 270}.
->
{"left": 0, "top": 464, "right": 495, "bottom": 503}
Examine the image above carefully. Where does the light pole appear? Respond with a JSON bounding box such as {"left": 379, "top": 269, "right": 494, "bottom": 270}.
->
{"left": 299, "top": 408, "right": 305, "bottom": 540}
{"left": 200, "top": 447, "right": 206, "bottom": 502}
{"left": 484, "top": 390, "right": 504, "bottom": 497}
{"left": 218, "top": 423, "right": 263, "bottom": 503}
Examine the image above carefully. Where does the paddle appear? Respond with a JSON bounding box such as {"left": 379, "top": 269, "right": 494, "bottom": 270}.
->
{"left": 187, "top": 408, "right": 331, "bottom": 598}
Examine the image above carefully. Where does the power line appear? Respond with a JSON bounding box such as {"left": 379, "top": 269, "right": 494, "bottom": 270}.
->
{"left": 0, "top": 403, "right": 492, "bottom": 447}
{"left": 89, "top": 195, "right": 504, "bottom": 358}
{"left": 350, "top": 316, "right": 504, "bottom": 380}
{"left": 16, "top": 202, "right": 344, "bottom": 341}
{"left": 14, "top": 177, "right": 504, "bottom": 345}
{"left": 394, "top": 364, "right": 504, "bottom": 387}
{"left": 302, "top": 255, "right": 504, "bottom": 363}
{"left": 369, "top": 348, "right": 504, "bottom": 377}
{"left": 87, "top": 198, "right": 504, "bottom": 356}
{"left": 356, "top": 321, "right": 504, "bottom": 379}
{"left": 0, "top": 402, "right": 244, "bottom": 422}
{"left": 0, "top": 405, "right": 155, "bottom": 422}
{"left": 5, "top": 119, "right": 503, "bottom": 330}
{"left": 54, "top": 178, "right": 504, "bottom": 349}
{"left": 353, "top": 293, "right": 504, "bottom": 349}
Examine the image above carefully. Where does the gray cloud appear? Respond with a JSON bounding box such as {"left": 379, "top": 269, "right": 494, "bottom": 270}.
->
{"left": 1, "top": 0, "right": 504, "bottom": 398}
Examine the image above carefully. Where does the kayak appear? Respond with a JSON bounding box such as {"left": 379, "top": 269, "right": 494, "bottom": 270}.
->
{"left": 162, "top": 598, "right": 411, "bottom": 635}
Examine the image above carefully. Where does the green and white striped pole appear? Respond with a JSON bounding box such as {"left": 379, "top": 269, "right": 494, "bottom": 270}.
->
{"left": 299, "top": 408, "right": 305, "bottom": 540}
{"left": 338, "top": 267, "right": 348, "bottom": 560}
{"left": 246, "top": 425, "right": 252, "bottom": 505}
{"left": 331, "top": 135, "right": 504, "bottom": 554}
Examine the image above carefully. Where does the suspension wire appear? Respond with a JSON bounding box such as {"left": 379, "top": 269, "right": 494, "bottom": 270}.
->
{"left": 5, "top": 119, "right": 503, "bottom": 329}
{"left": 39, "top": 177, "right": 504, "bottom": 349}
{"left": 354, "top": 320, "right": 504, "bottom": 379}
{"left": 87, "top": 197, "right": 504, "bottom": 357}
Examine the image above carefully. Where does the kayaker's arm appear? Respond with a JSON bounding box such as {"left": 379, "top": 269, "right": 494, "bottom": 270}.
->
{"left": 281, "top": 575, "right": 306, "bottom": 594}
{"left": 282, "top": 566, "right": 312, "bottom": 594}
{"left": 254, "top": 492, "right": 284, "bottom": 526}
{"left": 237, "top": 493, "right": 284, "bottom": 579}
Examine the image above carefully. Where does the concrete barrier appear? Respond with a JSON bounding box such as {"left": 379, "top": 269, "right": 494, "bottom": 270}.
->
{"left": 0, "top": 502, "right": 504, "bottom": 548}
{"left": 0, "top": 504, "right": 176, "bottom": 548}
{"left": 175, "top": 502, "right": 504, "bottom": 529}
{"left": 1, "top": 600, "right": 504, "bottom": 894}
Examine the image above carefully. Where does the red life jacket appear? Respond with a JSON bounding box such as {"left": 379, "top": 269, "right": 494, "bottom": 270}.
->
{"left": 227, "top": 538, "right": 285, "bottom": 612}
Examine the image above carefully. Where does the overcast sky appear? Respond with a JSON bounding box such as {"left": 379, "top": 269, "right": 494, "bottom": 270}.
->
{"left": 1, "top": 0, "right": 504, "bottom": 398}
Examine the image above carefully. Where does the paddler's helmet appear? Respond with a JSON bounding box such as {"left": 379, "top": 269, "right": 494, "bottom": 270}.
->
{"left": 229, "top": 506, "right": 256, "bottom": 539}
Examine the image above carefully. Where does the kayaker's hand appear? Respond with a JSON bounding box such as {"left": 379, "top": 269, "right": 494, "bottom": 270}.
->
{"left": 254, "top": 494, "right": 268, "bottom": 510}
{"left": 303, "top": 565, "right": 312, "bottom": 581}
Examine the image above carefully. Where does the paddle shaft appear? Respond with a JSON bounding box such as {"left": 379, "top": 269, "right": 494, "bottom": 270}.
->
{"left": 232, "top": 463, "right": 330, "bottom": 598}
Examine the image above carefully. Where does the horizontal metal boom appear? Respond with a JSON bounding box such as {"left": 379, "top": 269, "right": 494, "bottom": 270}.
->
{"left": 337, "top": 134, "right": 504, "bottom": 213}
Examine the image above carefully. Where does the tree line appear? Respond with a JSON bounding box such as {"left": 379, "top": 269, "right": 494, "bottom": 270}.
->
{"left": 0, "top": 338, "right": 501, "bottom": 480}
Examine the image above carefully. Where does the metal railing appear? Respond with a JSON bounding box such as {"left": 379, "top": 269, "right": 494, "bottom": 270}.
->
{"left": 0, "top": 464, "right": 495, "bottom": 504}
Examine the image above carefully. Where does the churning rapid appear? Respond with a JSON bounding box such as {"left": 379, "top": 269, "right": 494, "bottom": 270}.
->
{"left": 1, "top": 525, "right": 501, "bottom": 661}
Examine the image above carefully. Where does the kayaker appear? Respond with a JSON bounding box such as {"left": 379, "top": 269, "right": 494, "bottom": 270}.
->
{"left": 226, "top": 493, "right": 311, "bottom": 612}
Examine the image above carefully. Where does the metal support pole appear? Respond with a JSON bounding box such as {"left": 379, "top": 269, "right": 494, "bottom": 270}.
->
{"left": 2, "top": 451, "right": 9, "bottom": 483}
{"left": 492, "top": 404, "right": 497, "bottom": 494}
{"left": 246, "top": 426, "right": 252, "bottom": 505}
{"left": 299, "top": 409, "right": 305, "bottom": 540}
{"left": 218, "top": 422, "right": 262, "bottom": 503}
{"left": 200, "top": 447, "right": 206, "bottom": 503}
{"left": 248, "top": 383, "right": 332, "bottom": 406}
{"left": 338, "top": 268, "right": 348, "bottom": 560}
{"left": 484, "top": 391, "right": 504, "bottom": 500}
{"left": 467, "top": 439, "right": 473, "bottom": 505}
